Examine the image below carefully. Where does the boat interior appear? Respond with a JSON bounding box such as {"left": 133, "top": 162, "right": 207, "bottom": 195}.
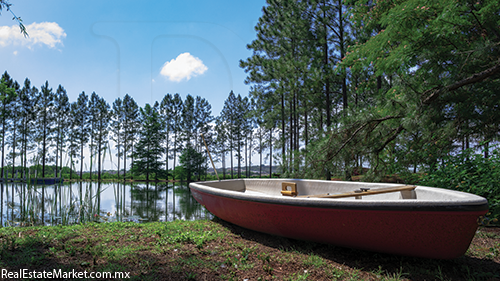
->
{"left": 195, "top": 178, "right": 481, "bottom": 201}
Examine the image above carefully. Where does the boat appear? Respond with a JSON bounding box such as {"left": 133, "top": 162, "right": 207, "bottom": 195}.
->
{"left": 29, "top": 177, "right": 64, "bottom": 185}
{"left": 189, "top": 179, "right": 488, "bottom": 259}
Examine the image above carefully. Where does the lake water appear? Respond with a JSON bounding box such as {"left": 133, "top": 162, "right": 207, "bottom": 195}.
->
{"left": 0, "top": 181, "right": 212, "bottom": 227}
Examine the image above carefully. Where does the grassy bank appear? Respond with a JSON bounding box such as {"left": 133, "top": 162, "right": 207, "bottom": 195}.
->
{"left": 0, "top": 220, "right": 499, "bottom": 280}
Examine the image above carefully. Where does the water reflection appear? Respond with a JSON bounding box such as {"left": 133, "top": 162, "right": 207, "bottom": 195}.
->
{"left": 0, "top": 182, "right": 212, "bottom": 227}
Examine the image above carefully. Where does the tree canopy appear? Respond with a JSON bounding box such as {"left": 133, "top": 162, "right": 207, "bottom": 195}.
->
{"left": 1, "top": 0, "right": 499, "bottom": 187}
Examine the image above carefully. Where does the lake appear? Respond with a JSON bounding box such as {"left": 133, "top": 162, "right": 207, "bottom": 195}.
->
{"left": 0, "top": 181, "right": 212, "bottom": 227}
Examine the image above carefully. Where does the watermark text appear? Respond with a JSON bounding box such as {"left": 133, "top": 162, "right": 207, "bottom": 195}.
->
{"left": 1, "top": 269, "right": 130, "bottom": 279}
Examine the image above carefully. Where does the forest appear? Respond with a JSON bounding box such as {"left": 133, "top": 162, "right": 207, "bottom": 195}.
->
{"left": 1, "top": 0, "right": 500, "bottom": 217}
{"left": 0, "top": 72, "right": 265, "bottom": 182}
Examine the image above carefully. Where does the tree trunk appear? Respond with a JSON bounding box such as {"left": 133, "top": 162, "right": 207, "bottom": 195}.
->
{"left": 238, "top": 138, "right": 241, "bottom": 178}
{"left": 259, "top": 132, "right": 262, "bottom": 178}
{"left": 222, "top": 150, "right": 226, "bottom": 179}
{"left": 80, "top": 138, "right": 84, "bottom": 180}
{"left": 339, "top": 1, "right": 348, "bottom": 113}
{"left": 117, "top": 140, "right": 121, "bottom": 180}
{"left": 173, "top": 132, "right": 177, "bottom": 180}
{"left": 230, "top": 139, "right": 234, "bottom": 179}
{"left": 1, "top": 103, "right": 6, "bottom": 179}
{"left": 269, "top": 128, "right": 273, "bottom": 178}
{"left": 22, "top": 119, "right": 28, "bottom": 179}
{"left": 97, "top": 138, "right": 102, "bottom": 181}
{"left": 484, "top": 140, "right": 489, "bottom": 158}
{"left": 42, "top": 123, "right": 47, "bottom": 178}
{"left": 55, "top": 128, "right": 59, "bottom": 178}
{"left": 245, "top": 137, "right": 248, "bottom": 177}
{"left": 281, "top": 91, "right": 285, "bottom": 169}
{"left": 324, "top": 15, "right": 331, "bottom": 130}
{"left": 165, "top": 136, "right": 169, "bottom": 180}
{"left": 59, "top": 131, "right": 64, "bottom": 178}
{"left": 304, "top": 105, "right": 308, "bottom": 148}
{"left": 248, "top": 133, "right": 252, "bottom": 178}
{"left": 11, "top": 124, "right": 17, "bottom": 179}
{"left": 123, "top": 145, "right": 127, "bottom": 181}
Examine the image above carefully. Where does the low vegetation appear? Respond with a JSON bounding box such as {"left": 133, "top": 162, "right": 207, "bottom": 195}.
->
{"left": 0, "top": 219, "right": 498, "bottom": 280}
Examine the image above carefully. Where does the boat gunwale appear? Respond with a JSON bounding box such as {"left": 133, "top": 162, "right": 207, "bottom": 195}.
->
{"left": 189, "top": 179, "right": 488, "bottom": 212}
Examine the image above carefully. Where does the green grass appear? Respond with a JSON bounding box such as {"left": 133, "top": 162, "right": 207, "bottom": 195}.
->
{"left": 303, "top": 254, "right": 326, "bottom": 267}
{"left": 0, "top": 220, "right": 498, "bottom": 280}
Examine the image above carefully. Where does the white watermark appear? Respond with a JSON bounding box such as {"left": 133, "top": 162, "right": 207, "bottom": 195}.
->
{"left": 1, "top": 268, "right": 130, "bottom": 279}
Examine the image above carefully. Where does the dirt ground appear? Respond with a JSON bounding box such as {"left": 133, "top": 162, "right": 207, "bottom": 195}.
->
{"left": 0, "top": 219, "right": 499, "bottom": 280}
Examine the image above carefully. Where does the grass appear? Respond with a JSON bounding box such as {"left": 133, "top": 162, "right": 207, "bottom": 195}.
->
{"left": 0, "top": 219, "right": 498, "bottom": 280}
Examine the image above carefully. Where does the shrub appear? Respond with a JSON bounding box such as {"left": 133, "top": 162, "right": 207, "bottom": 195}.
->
{"left": 419, "top": 146, "right": 500, "bottom": 223}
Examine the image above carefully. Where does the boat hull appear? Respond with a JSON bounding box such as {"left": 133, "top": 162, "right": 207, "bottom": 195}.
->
{"left": 190, "top": 179, "right": 488, "bottom": 259}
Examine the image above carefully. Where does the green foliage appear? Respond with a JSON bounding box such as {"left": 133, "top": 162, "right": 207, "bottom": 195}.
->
{"left": 131, "top": 103, "right": 164, "bottom": 181}
{"left": 220, "top": 91, "right": 253, "bottom": 178}
{"left": 307, "top": 0, "right": 500, "bottom": 178}
{"left": 419, "top": 146, "right": 500, "bottom": 222}
{"left": 179, "top": 144, "right": 204, "bottom": 182}
{"left": 122, "top": 94, "right": 139, "bottom": 180}
{"left": 3, "top": 0, "right": 500, "bottom": 183}
{"left": 2, "top": 164, "right": 76, "bottom": 179}
{"left": 89, "top": 92, "right": 111, "bottom": 180}
{"left": 240, "top": 0, "right": 351, "bottom": 178}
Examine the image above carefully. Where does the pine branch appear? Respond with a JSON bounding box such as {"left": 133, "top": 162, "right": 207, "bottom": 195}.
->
{"left": 326, "top": 115, "right": 404, "bottom": 162}
{"left": 2, "top": 1, "right": 28, "bottom": 37}
{"left": 374, "top": 125, "right": 404, "bottom": 154}
{"left": 422, "top": 60, "right": 500, "bottom": 105}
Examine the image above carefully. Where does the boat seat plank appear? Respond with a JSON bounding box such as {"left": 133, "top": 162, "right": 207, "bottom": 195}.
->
{"left": 297, "top": 185, "right": 417, "bottom": 199}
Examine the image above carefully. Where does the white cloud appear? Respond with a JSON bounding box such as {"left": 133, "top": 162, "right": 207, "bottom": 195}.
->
{"left": 0, "top": 22, "right": 66, "bottom": 49}
{"left": 160, "top": 52, "right": 208, "bottom": 82}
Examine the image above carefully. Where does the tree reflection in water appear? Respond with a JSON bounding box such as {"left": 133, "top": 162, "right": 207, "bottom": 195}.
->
{"left": 0, "top": 181, "right": 212, "bottom": 227}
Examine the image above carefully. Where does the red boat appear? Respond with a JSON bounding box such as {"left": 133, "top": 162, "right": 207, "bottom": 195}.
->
{"left": 189, "top": 179, "right": 488, "bottom": 259}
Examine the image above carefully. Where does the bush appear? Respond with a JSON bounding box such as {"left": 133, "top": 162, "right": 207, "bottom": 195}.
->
{"left": 418, "top": 146, "right": 500, "bottom": 223}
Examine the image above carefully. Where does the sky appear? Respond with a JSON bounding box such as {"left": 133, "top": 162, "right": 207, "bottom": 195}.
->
{"left": 1, "top": 0, "right": 267, "bottom": 117}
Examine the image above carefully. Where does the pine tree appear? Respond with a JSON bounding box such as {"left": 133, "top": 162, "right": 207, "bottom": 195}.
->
{"left": 240, "top": 0, "right": 317, "bottom": 175}
{"left": 179, "top": 143, "right": 203, "bottom": 183}
{"left": 111, "top": 97, "right": 124, "bottom": 179}
{"left": 220, "top": 91, "right": 237, "bottom": 178}
{"left": 67, "top": 102, "right": 79, "bottom": 179}
{"left": 18, "top": 78, "right": 37, "bottom": 179}
{"left": 181, "top": 94, "right": 196, "bottom": 147}
{"left": 6, "top": 81, "right": 20, "bottom": 179}
{"left": 53, "top": 85, "right": 70, "bottom": 178}
{"left": 0, "top": 72, "right": 17, "bottom": 178}
{"left": 87, "top": 92, "right": 99, "bottom": 180}
{"left": 159, "top": 94, "right": 174, "bottom": 178}
{"left": 170, "top": 93, "right": 183, "bottom": 180}
{"left": 214, "top": 115, "right": 228, "bottom": 179}
{"left": 93, "top": 96, "right": 110, "bottom": 180}
{"left": 329, "top": 0, "right": 500, "bottom": 177}
{"left": 194, "top": 95, "right": 213, "bottom": 180}
{"left": 71, "top": 91, "right": 90, "bottom": 179}
{"left": 131, "top": 103, "right": 164, "bottom": 181}
{"left": 122, "top": 94, "right": 139, "bottom": 180}
{"left": 35, "top": 81, "right": 54, "bottom": 178}
{"left": 235, "top": 95, "right": 249, "bottom": 178}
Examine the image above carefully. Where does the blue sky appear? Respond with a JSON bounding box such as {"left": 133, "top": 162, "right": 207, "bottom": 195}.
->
{"left": 1, "top": 0, "right": 267, "bottom": 116}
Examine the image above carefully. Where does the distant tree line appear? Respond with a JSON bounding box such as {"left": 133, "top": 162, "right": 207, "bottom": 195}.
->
{"left": 0, "top": 72, "right": 268, "bottom": 181}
